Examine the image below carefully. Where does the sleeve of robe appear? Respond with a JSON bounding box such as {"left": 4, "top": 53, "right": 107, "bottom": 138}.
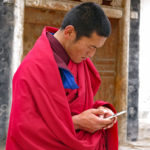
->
{"left": 93, "top": 100, "right": 118, "bottom": 150}
{"left": 86, "top": 58, "right": 119, "bottom": 150}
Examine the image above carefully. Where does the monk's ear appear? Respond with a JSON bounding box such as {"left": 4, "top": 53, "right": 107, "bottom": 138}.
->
{"left": 64, "top": 25, "right": 76, "bottom": 41}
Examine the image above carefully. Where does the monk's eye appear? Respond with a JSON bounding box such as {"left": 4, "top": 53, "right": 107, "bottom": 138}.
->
{"left": 88, "top": 46, "right": 95, "bottom": 50}
{"left": 91, "top": 46, "right": 97, "bottom": 51}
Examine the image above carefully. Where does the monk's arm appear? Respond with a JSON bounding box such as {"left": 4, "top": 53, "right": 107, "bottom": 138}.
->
{"left": 72, "top": 108, "right": 114, "bottom": 133}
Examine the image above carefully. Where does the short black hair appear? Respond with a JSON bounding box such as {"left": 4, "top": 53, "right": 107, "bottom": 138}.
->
{"left": 61, "top": 2, "right": 111, "bottom": 40}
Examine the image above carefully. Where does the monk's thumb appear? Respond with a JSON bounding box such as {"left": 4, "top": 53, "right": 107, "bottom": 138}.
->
{"left": 91, "top": 108, "right": 105, "bottom": 115}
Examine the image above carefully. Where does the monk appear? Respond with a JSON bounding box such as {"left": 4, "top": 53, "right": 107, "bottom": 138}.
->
{"left": 6, "top": 2, "right": 118, "bottom": 150}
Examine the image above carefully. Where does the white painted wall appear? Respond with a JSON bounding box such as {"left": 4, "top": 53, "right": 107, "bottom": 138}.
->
{"left": 139, "top": 0, "right": 150, "bottom": 124}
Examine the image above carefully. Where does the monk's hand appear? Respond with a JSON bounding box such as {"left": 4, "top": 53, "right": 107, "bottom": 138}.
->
{"left": 72, "top": 108, "right": 114, "bottom": 133}
{"left": 97, "top": 106, "right": 117, "bottom": 130}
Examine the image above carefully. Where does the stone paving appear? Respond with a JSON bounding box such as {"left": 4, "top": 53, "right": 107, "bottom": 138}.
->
{"left": 0, "top": 145, "right": 4, "bottom": 150}
{"left": 120, "top": 139, "right": 150, "bottom": 150}
{"left": 120, "top": 122, "right": 150, "bottom": 150}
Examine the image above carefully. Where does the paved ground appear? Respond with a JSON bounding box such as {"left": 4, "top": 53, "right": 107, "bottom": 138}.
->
{"left": 120, "top": 122, "right": 150, "bottom": 150}
{"left": 0, "top": 145, "right": 4, "bottom": 150}
{"left": 120, "top": 139, "right": 150, "bottom": 150}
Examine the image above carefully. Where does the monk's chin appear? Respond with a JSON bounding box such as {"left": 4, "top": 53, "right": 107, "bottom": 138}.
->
{"left": 73, "top": 60, "right": 84, "bottom": 64}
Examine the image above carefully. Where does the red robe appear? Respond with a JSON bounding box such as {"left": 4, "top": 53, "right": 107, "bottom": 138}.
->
{"left": 6, "top": 26, "right": 118, "bottom": 150}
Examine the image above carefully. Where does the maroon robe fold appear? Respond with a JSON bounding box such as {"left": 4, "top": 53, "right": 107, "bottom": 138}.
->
{"left": 6, "top": 26, "right": 118, "bottom": 150}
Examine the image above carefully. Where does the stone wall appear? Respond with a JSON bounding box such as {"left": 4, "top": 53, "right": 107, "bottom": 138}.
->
{"left": 127, "top": 0, "right": 140, "bottom": 141}
{"left": 0, "top": 0, "right": 14, "bottom": 144}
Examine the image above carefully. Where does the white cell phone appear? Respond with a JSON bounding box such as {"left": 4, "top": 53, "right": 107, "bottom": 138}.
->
{"left": 105, "top": 110, "right": 127, "bottom": 119}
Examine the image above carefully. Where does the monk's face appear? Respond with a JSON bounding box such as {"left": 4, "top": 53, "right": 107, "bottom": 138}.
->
{"left": 64, "top": 26, "right": 107, "bottom": 63}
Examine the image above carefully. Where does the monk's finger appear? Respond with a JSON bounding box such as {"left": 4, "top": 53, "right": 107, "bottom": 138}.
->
{"left": 113, "top": 117, "right": 117, "bottom": 124}
{"left": 90, "top": 108, "right": 106, "bottom": 115}
{"left": 98, "top": 117, "right": 114, "bottom": 126}
{"left": 103, "top": 123, "right": 114, "bottom": 130}
{"left": 103, "top": 117, "right": 117, "bottom": 129}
